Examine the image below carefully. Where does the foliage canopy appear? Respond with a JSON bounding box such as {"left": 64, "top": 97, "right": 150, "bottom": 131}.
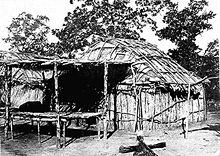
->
{"left": 53, "top": 0, "right": 172, "bottom": 53}
{"left": 155, "top": 0, "right": 218, "bottom": 101}
{"left": 3, "top": 12, "right": 50, "bottom": 55}
{"left": 155, "top": 0, "right": 216, "bottom": 72}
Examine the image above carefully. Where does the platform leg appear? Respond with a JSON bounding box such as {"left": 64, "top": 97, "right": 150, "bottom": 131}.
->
{"left": 56, "top": 117, "right": 61, "bottom": 148}
{"left": 97, "top": 117, "right": 101, "bottom": 139}
{"left": 62, "top": 121, "right": 66, "bottom": 147}
{"left": 10, "top": 116, "right": 13, "bottom": 140}
{"left": 103, "top": 117, "right": 107, "bottom": 139}
{"left": 4, "top": 107, "right": 10, "bottom": 140}
{"left": 37, "top": 119, "right": 41, "bottom": 144}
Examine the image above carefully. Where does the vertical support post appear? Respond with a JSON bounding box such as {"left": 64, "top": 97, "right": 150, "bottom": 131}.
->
{"left": 167, "top": 92, "right": 171, "bottom": 128}
{"left": 202, "top": 85, "right": 207, "bottom": 120}
{"left": 62, "top": 120, "right": 66, "bottom": 147}
{"left": 197, "top": 98, "right": 200, "bottom": 121}
{"left": 4, "top": 64, "right": 12, "bottom": 140}
{"left": 103, "top": 118, "right": 107, "bottom": 139}
{"left": 54, "top": 62, "right": 61, "bottom": 148}
{"left": 103, "top": 62, "right": 108, "bottom": 139}
{"left": 97, "top": 117, "right": 101, "bottom": 139}
{"left": 37, "top": 119, "right": 41, "bottom": 144}
{"left": 151, "top": 93, "right": 156, "bottom": 131}
{"left": 184, "top": 82, "right": 191, "bottom": 139}
{"left": 10, "top": 115, "right": 13, "bottom": 140}
{"left": 139, "top": 88, "right": 143, "bottom": 130}
{"left": 113, "top": 86, "right": 117, "bottom": 131}
{"left": 131, "top": 65, "right": 139, "bottom": 132}
{"left": 191, "top": 100, "right": 194, "bottom": 122}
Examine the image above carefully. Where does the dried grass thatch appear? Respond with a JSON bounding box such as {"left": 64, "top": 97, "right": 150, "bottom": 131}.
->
{"left": 0, "top": 38, "right": 207, "bottom": 132}
{"left": 0, "top": 37, "right": 204, "bottom": 111}
{"left": 79, "top": 38, "right": 201, "bottom": 86}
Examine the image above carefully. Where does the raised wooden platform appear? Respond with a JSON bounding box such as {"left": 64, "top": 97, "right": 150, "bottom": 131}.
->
{"left": 9, "top": 111, "right": 104, "bottom": 148}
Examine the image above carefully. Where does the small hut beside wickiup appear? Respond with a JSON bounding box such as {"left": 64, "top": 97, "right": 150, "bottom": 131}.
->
{"left": 78, "top": 38, "right": 206, "bottom": 132}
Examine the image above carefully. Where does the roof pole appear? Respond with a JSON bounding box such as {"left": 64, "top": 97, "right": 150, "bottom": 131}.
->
{"left": 4, "top": 64, "right": 12, "bottom": 140}
{"left": 54, "top": 61, "right": 61, "bottom": 148}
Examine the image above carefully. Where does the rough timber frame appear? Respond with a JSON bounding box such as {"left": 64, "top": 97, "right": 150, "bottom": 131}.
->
{"left": 4, "top": 64, "right": 12, "bottom": 139}
{"left": 0, "top": 36, "right": 210, "bottom": 148}
{"left": 2, "top": 60, "right": 111, "bottom": 148}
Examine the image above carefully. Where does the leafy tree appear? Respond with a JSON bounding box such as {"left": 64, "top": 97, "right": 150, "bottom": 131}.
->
{"left": 198, "top": 39, "right": 219, "bottom": 77}
{"left": 198, "top": 39, "right": 219, "bottom": 101}
{"left": 3, "top": 12, "right": 50, "bottom": 55}
{"left": 53, "top": 0, "right": 171, "bottom": 53}
{"left": 155, "top": 0, "right": 218, "bottom": 101}
{"left": 155, "top": 0, "right": 216, "bottom": 73}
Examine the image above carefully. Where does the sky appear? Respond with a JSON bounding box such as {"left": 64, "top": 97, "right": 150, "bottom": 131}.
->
{"left": 0, "top": 0, "right": 219, "bottom": 53}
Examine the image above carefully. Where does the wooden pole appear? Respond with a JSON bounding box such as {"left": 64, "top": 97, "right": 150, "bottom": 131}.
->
{"left": 191, "top": 100, "right": 194, "bottom": 122}
{"left": 103, "top": 62, "right": 108, "bottom": 139}
{"left": 54, "top": 62, "right": 61, "bottom": 148}
{"left": 131, "top": 65, "right": 139, "bottom": 131}
{"left": 167, "top": 92, "right": 171, "bottom": 128}
{"left": 203, "top": 85, "right": 207, "bottom": 121}
{"left": 54, "top": 62, "right": 59, "bottom": 111}
{"left": 4, "top": 64, "right": 12, "bottom": 140}
{"left": 4, "top": 67, "right": 9, "bottom": 140}
{"left": 37, "top": 119, "right": 41, "bottom": 144}
{"left": 148, "top": 99, "right": 187, "bottom": 121}
{"left": 62, "top": 120, "right": 66, "bottom": 147}
{"left": 97, "top": 117, "right": 101, "bottom": 139}
{"left": 113, "top": 86, "right": 117, "bottom": 131}
{"left": 10, "top": 115, "right": 13, "bottom": 140}
{"left": 151, "top": 94, "right": 156, "bottom": 131}
{"left": 197, "top": 98, "right": 200, "bottom": 121}
{"left": 151, "top": 85, "right": 156, "bottom": 131}
{"left": 184, "top": 82, "right": 191, "bottom": 139}
{"left": 139, "top": 89, "right": 143, "bottom": 130}
{"left": 219, "top": 51, "right": 220, "bottom": 99}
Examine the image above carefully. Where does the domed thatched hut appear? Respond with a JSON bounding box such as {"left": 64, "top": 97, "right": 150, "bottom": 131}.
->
{"left": 0, "top": 37, "right": 207, "bottom": 147}
{"left": 78, "top": 37, "right": 206, "bottom": 131}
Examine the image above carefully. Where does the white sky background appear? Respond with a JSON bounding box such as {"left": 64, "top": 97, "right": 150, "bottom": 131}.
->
{"left": 0, "top": 0, "right": 219, "bottom": 53}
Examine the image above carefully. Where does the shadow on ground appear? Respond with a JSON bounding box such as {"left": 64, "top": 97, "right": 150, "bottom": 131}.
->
{"left": 7, "top": 123, "right": 102, "bottom": 140}
{"left": 188, "top": 111, "right": 220, "bottom": 137}
{"left": 0, "top": 123, "right": 106, "bottom": 155}
{"left": 189, "top": 123, "right": 220, "bottom": 136}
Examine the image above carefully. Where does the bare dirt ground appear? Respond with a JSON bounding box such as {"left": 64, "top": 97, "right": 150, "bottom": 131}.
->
{"left": 0, "top": 111, "right": 220, "bottom": 156}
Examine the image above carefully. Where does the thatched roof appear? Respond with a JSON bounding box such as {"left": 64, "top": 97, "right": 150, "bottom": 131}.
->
{"left": 1, "top": 37, "right": 201, "bottom": 87}
{"left": 0, "top": 38, "right": 203, "bottom": 108}
{"left": 0, "top": 50, "right": 52, "bottom": 65}
{"left": 79, "top": 38, "right": 201, "bottom": 85}
{"left": 0, "top": 50, "right": 53, "bottom": 84}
